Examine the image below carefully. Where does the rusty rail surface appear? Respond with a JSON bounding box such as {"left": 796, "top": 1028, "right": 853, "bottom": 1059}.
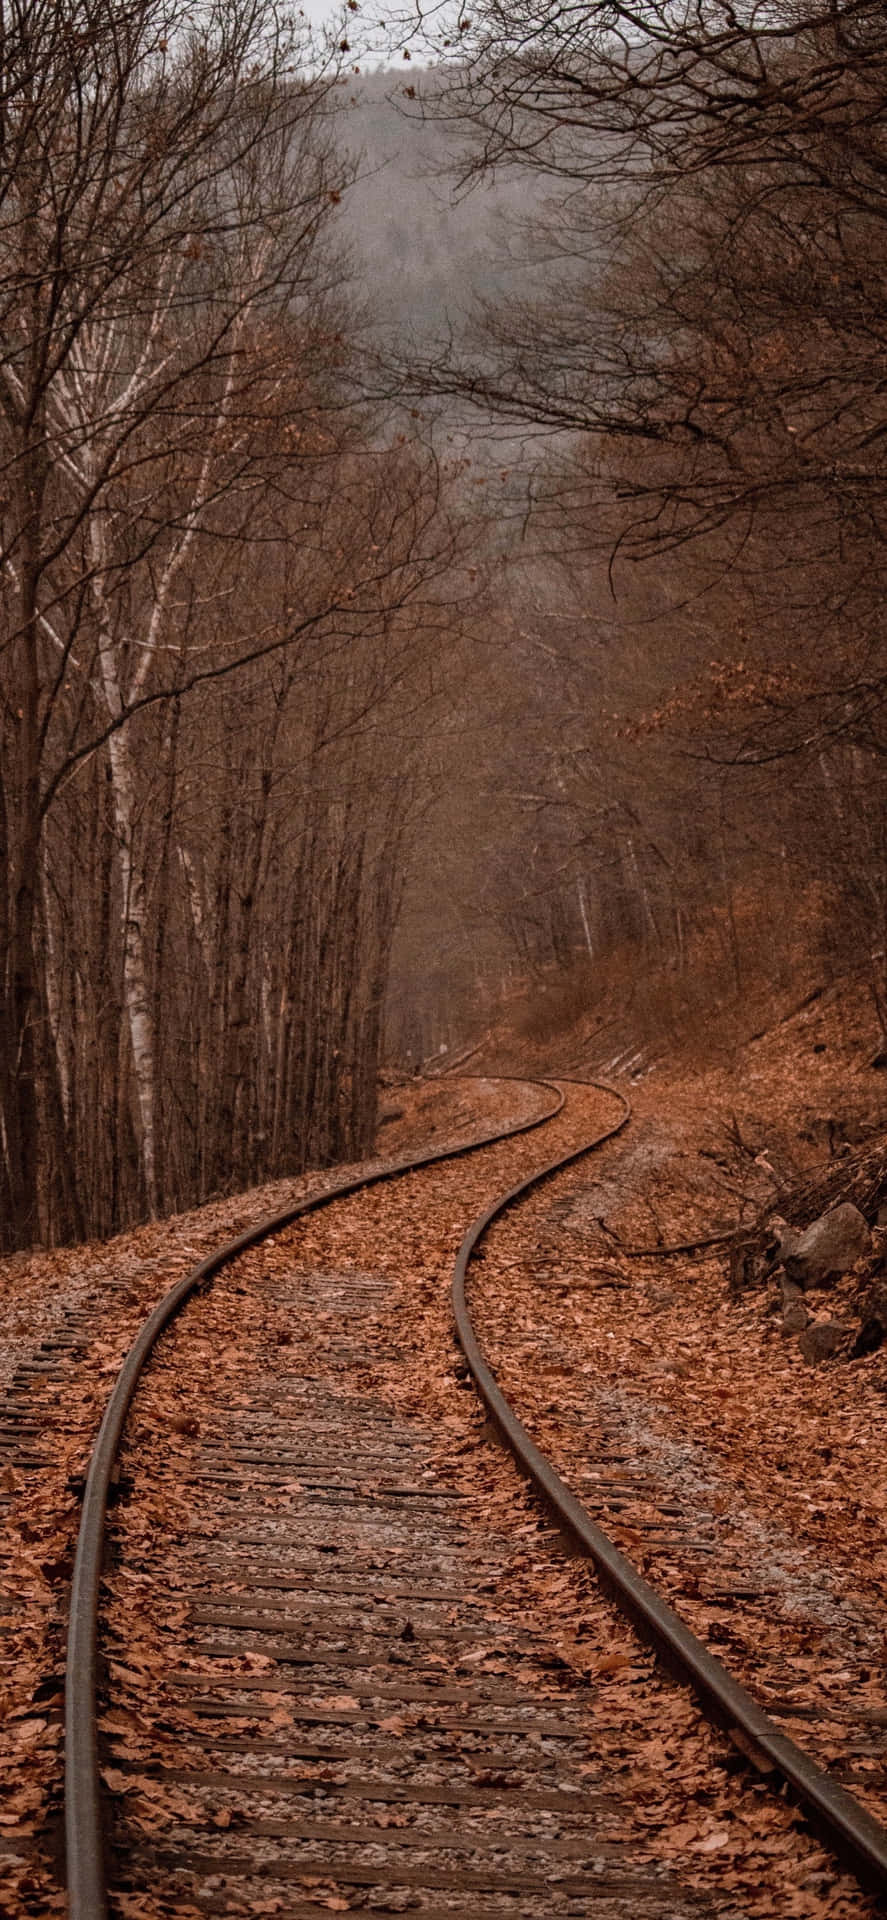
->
{"left": 64, "top": 1076, "right": 565, "bottom": 1920}
{"left": 64, "top": 1068, "right": 887, "bottom": 1914}
{"left": 451, "top": 1080, "right": 887, "bottom": 1899}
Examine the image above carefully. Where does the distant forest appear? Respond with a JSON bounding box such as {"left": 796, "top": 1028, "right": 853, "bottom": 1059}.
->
{"left": 2, "top": 3, "right": 885, "bottom": 1249}
{"left": 332, "top": 68, "right": 554, "bottom": 345}
{"left": 332, "top": 43, "right": 887, "bottom": 1078}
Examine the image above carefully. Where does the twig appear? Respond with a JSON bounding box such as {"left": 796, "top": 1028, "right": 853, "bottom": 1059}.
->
{"left": 599, "top": 1215, "right": 735, "bottom": 1257}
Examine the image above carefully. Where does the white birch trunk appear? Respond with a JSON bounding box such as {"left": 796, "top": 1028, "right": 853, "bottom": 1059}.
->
{"left": 54, "top": 237, "right": 266, "bottom": 1218}
{"left": 100, "top": 664, "right": 159, "bottom": 1216}
{"left": 576, "top": 874, "right": 594, "bottom": 957}
{"left": 178, "top": 844, "right": 215, "bottom": 982}
{"left": 88, "top": 507, "right": 160, "bottom": 1216}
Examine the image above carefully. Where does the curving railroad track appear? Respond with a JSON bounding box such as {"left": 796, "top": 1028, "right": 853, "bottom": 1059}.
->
{"left": 48, "top": 1077, "right": 887, "bottom": 1914}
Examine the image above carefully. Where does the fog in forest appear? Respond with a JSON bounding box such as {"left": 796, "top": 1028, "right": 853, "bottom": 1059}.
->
{"left": 2, "top": 3, "right": 885, "bottom": 1245}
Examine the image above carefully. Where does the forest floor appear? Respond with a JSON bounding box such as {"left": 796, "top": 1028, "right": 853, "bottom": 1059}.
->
{"left": 0, "top": 1076, "right": 546, "bottom": 1916}
{"left": 2, "top": 970, "right": 886, "bottom": 1915}
{"left": 459, "top": 962, "right": 887, "bottom": 1355}
{"left": 450, "top": 965, "right": 887, "bottom": 1846}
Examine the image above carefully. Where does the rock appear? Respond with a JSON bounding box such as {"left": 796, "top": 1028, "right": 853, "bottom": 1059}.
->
{"left": 852, "top": 1279, "right": 887, "bottom": 1359}
{"left": 767, "top": 1216, "right": 799, "bottom": 1264}
{"left": 781, "top": 1299, "right": 810, "bottom": 1336}
{"left": 798, "top": 1320, "right": 853, "bottom": 1365}
{"left": 779, "top": 1275, "right": 810, "bottom": 1334}
{"left": 782, "top": 1202, "right": 871, "bottom": 1289}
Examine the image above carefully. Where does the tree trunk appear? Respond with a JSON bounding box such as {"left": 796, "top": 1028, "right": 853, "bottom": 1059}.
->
{"left": 104, "top": 716, "right": 159, "bottom": 1217}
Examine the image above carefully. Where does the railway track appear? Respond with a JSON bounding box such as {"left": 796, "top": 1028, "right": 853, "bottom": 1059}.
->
{"left": 50, "top": 1077, "right": 887, "bottom": 1914}
{"left": 464, "top": 1111, "right": 887, "bottom": 1857}
{"left": 1, "top": 1080, "right": 552, "bottom": 1914}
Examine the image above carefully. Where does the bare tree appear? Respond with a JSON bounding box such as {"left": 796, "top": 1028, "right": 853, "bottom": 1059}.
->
{"left": 0, "top": 0, "right": 465, "bottom": 1247}
{"left": 372, "top": 3, "right": 887, "bottom": 1039}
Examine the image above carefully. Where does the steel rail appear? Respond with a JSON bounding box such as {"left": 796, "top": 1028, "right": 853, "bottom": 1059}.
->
{"left": 452, "top": 1078, "right": 887, "bottom": 1900}
{"left": 64, "top": 1075, "right": 566, "bottom": 1920}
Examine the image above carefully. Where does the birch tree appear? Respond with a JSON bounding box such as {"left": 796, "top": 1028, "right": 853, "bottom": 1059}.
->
{"left": 0, "top": 0, "right": 349, "bottom": 1239}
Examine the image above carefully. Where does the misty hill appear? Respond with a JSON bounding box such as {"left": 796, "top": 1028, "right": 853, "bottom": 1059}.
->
{"left": 331, "top": 68, "right": 553, "bottom": 348}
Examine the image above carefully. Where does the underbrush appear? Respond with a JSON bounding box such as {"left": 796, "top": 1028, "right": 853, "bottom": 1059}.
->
{"left": 506, "top": 880, "right": 870, "bottom": 1076}
{"left": 515, "top": 959, "right": 600, "bottom": 1044}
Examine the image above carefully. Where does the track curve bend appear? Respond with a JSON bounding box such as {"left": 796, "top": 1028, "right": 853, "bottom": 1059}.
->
{"left": 452, "top": 1081, "right": 887, "bottom": 1899}
{"left": 65, "top": 1078, "right": 565, "bottom": 1920}
{"left": 62, "top": 1071, "right": 887, "bottom": 1917}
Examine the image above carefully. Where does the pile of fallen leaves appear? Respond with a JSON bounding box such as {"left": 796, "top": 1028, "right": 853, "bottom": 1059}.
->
{"left": 0, "top": 1076, "right": 537, "bottom": 1916}
{"left": 99, "top": 1079, "right": 874, "bottom": 1919}
{"left": 457, "top": 979, "right": 887, "bottom": 1861}
{"left": 3, "top": 994, "right": 885, "bottom": 1918}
